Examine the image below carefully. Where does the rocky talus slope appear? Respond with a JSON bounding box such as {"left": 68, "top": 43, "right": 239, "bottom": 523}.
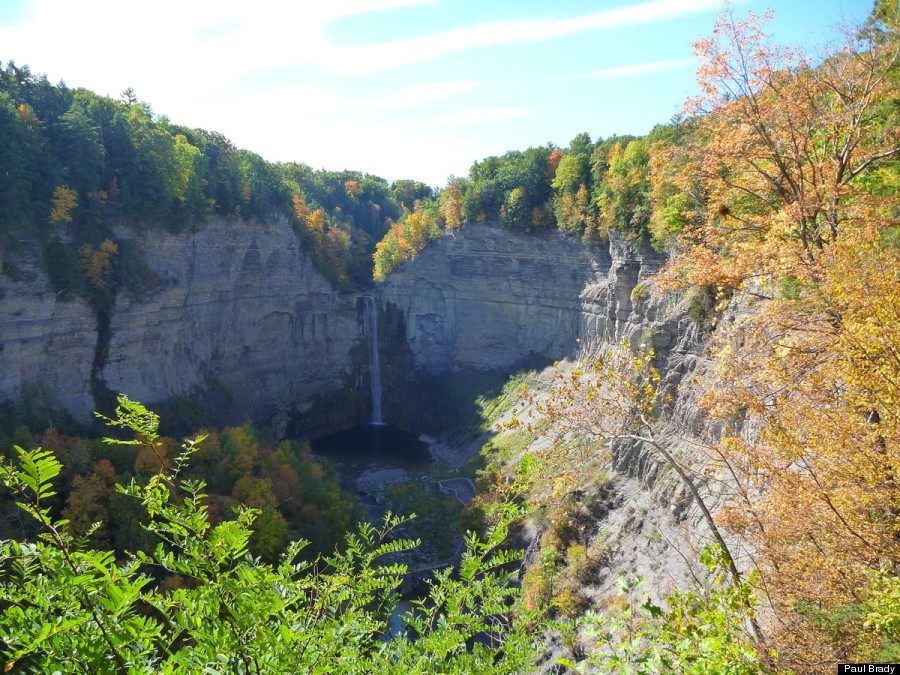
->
{"left": 379, "top": 225, "right": 743, "bottom": 606}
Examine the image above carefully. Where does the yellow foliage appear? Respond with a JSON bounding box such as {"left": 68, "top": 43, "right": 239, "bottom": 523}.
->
{"left": 655, "top": 10, "right": 900, "bottom": 667}
{"left": 344, "top": 179, "right": 362, "bottom": 199}
{"left": 49, "top": 186, "right": 78, "bottom": 224}
{"left": 16, "top": 103, "right": 37, "bottom": 124}
{"left": 78, "top": 239, "right": 118, "bottom": 288}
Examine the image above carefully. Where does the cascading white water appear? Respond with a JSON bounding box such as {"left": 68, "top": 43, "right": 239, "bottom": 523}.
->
{"left": 365, "top": 296, "right": 384, "bottom": 425}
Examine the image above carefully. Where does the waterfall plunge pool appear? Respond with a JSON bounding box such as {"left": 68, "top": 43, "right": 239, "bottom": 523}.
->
{"left": 311, "top": 424, "right": 432, "bottom": 497}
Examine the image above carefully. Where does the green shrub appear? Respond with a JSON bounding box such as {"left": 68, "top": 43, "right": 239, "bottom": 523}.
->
{"left": 686, "top": 284, "right": 717, "bottom": 326}
{"left": 553, "top": 588, "right": 587, "bottom": 619}
{"left": 566, "top": 546, "right": 771, "bottom": 673}
{"left": 0, "top": 396, "right": 543, "bottom": 673}
{"left": 566, "top": 543, "right": 594, "bottom": 583}
{"left": 630, "top": 282, "right": 648, "bottom": 304}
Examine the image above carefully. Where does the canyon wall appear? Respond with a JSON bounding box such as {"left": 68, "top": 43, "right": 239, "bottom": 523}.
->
{"left": 0, "top": 219, "right": 365, "bottom": 426}
{"left": 1, "top": 222, "right": 704, "bottom": 431}
{"left": 1, "top": 219, "right": 739, "bottom": 614}
{"left": 0, "top": 242, "right": 98, "bottom": 421}
{"left": 377, "top": 224, "right": 737, "bottom": 610}
{"left": 377, "top": 224, "right": 687, "bottom": 372}
{"left": 101, "top": 220, "right": 363, "bottom": 424}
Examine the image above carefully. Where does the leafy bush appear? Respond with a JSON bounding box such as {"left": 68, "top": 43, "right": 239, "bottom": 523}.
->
{"left": 384, "top": 480, "right": 463, "bottom": 559}
{"left": 563, "top": 547, "right": 771, "bottom": 674}
{"left": 0, "top": 396, "right": 542, "bottom": 673}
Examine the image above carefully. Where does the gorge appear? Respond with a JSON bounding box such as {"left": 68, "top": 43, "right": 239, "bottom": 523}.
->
{"left": 2, "top": 4, "right": 896, "bottom": 667}
{"left": 0, "top": 215, "right": 714, "bottom": 600}
{"left": 0, "top": 220, "right": 677, "bottom": 436}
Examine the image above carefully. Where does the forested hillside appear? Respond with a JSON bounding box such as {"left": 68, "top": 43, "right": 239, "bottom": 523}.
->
{"left": 0, "top": 64, "right": 431, "bottom": 293}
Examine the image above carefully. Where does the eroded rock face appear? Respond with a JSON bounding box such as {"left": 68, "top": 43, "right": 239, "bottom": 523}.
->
{"left": 0, "top": 220, "right": 365, "bottom": 426}
{"left": 0, "top": 247, "right": 97, "bottom": 422}
{"left": 101, "top": 219, "right": 363, "bottom": 423}
{"left": 378, "top": 224, "right": 738, "bottom": 618}
{"left": 377, "top": 225, "right": 673, "bottom": 371}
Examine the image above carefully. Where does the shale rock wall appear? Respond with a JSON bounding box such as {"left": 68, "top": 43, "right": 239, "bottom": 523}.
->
{"left": 377, "top": 224, "right": 739, "bottom": 616}
{"left": 0, "top": 219, "right": 365, "bottom": 426}
{"left": 0, "top": 243, "right": 98, "bottom": 421}
{"left": 377, "top": 225, "right": 680, "bottom": 371}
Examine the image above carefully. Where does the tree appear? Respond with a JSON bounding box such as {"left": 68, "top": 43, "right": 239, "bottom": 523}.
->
{"left": 48, "top": 185, "right": 78, "bottom": 225}
{"left": 666, "top": 6, "right": 899, "bottom": 287}
{"left": 54, "top": 103, "right": 104, "bottom": 195}
{"left": 511, "top": 341, "right": 770, "bottom": 653}
{"left": 656, "top": 7, "right": 900, "bottom": 667}
{"left": 597, "top": 140, "right": 652, "bottom": 235}
{"left": 439, "top": 177, "right": 465, "bottom": 231}
{"left": 77, "top": 239, "right": 118, "bottom": 288}
{"left": 568, "top": 547, "right": 770, "bottom": 674}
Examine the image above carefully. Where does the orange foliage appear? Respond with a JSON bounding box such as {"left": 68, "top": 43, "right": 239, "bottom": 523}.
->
{"left": 344, "top": 178, "right": 362, "bottom": 198}
{"left": 660, "top": 8, "right": 898, "bottom": 290}
{"left": 292, "top": 193, "right": 351, "bottom": 286}
{"left": 440, "top": 181, "right": 465, "bottom": 231}
{"left": 49, "top": 185, "right": 78, "bottom": 225}
{"left": 658, "top": 9, "right": 899, "bottom": 669}
{"left": 547, "top": 148, "right": 563, "bottom": 177}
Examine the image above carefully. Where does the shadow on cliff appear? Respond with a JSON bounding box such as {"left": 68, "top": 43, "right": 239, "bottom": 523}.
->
{"left": 377, "top": 298, "right": 552, "bottom": 443}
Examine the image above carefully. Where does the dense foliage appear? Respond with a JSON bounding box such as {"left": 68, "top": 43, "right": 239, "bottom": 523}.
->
{"left": 568, "top": 547, "right": 769, "bottom": 674}
{"left": 661, "top": 7, "right": 900, "bottom": 668}
{"left": 0, "top": 398, "right": 542, "bottom": 673}
{"left": 0, "top": 63, "right": 430, "bottom": 292}
{"left": 0, "top": 399, "right": 359, "bottom": 563}
{"left": 1, "top": 398, "right": 783, "bottom": 674}
{"left": 371, "top": 121, "right": 686, "bottom": 279}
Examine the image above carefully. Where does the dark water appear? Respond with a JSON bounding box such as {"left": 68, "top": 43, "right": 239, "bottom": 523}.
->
{"left": 311, "top": 424, "right": 432, "bottom": 486}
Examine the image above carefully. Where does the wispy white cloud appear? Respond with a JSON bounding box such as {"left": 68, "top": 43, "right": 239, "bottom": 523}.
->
{"left": 586, "top": 57, "right": 697, "bottom": 79}
{"left": 427, "top": 107, "right": 532, "bottom": 127}
{"left": 325, "top": 0, "right": 722, "bottom": 73}
{"left": 365, "top": 80, "right": 478, "bottom": 110}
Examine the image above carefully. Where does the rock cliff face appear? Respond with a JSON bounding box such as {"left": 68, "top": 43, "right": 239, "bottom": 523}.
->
{"left": 0, "top": 220, "right": 366, "bottom": 427}
{"left": 0, "top": 244, "right": 98, "bottom": 421}
{"left": 101, "top": 220, "right": 363, "bottom": 424}
{"left": 377, "top": 225, "right": 674, "bottom": 372}
{"left": 377, "top": 224, "right": 732, "bottom": 615}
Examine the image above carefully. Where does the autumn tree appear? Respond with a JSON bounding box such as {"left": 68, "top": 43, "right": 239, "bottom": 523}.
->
{"left": 656, "top": 7, "right": 899, "bottom": 668}
{"left": 77, "top": 239, "right": 118, "bottom": 288}
{"left": 439, "top": 177, "right": 466, "bottom": 231}
{"left": 665, "top": 7, "right": 899, "bottom": 287}
{"left": 552, "top": 136, "right": 594, "bottom": 236}
{"left": 48, "top": 185, "right": 78, "bottom": 225}
{"left": 596, "top": 140, "right": 652, "bottom": 235}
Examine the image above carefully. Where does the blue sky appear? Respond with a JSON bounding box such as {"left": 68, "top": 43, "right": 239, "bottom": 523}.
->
{"left": 0, "top": 0, "right": 873, "bottom": 186}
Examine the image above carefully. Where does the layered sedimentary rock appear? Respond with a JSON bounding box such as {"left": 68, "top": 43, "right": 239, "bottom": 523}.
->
{"left": 377, "top": 224, "right": 735, "bottom": 614}
{"left": 377, "top": 225, "right": 675, "bottom": 371}
{"left": 0, "top": 220, "right": 364, "bottom": 425}
{"left": 0, "top": 243, "right": 98, "bottom": 421}
{"left": 101, "top": 219, "right": 362, "bottom": 422}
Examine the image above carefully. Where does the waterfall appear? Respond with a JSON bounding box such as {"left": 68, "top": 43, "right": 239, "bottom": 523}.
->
{"left": 365, "top": 296, "right": 384, "bottom": 425}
